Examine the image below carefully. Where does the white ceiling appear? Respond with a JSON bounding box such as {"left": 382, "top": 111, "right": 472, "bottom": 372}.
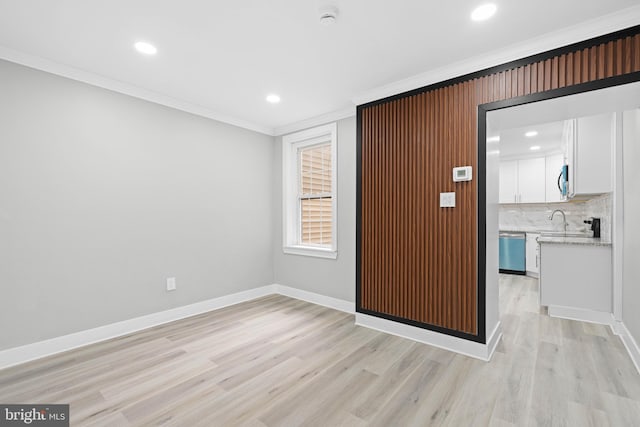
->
{"left": 0, "top": 1, "right": 639, "bottom": 135}
{"left": 488, "top": 80, "right": 640, "bottom": 158}
{"left": 496, "top": 121, "right": 565, "bottom": 159}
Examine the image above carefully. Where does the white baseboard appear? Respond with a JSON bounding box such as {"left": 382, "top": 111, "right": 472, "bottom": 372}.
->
{"left": 538, "top": 307, "right": 640, "bottom": 375}
{"left": 4, "top": 283, "right": 505, "bottom": 370}
{"left": 0, "top": 285, "right": 276, "bottom": 370}
{"left": 273, "top": 284, "right": 355, "bottom": 314}
{"left": 547, "top": 305, "right": 614, "bottom": 325}
{"left": 355, "top": 313, "right": 502, "bottom": 361}
{"left": 486, "top": 322, "right": 503, "bottom": 361}
{"left": 612, "top": 321, "right": 640, "bottom": 375}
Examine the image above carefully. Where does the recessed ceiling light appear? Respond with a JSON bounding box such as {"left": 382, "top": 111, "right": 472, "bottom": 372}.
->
{"left": 134, "top": 41, "right": 157, "bottom": 55}
{"left": 530, "top": 145, "right": 541, "bottom": 151}
{"left": 471, "top": 3, "right": 497, "bottom": 22}
{"left": 487, "top": 136, "right": 500, "bottom": 142}
{"left": 525, "top": 130, "right": 538, "bottom": 138}
{"left": 266, "top": 94, "right": 281, "bottom": 104}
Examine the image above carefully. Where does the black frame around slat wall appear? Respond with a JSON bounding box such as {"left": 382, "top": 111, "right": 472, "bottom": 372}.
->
{"left": 357, "top": 25, "right": 640, "bottom": 343}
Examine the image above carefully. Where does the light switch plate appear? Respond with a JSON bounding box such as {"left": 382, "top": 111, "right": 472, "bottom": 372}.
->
{"left": 440, "top": 192, "right": 456, "bottom": 208}
{"left": 166, "top": 277, "right": 176, "bottom": 291}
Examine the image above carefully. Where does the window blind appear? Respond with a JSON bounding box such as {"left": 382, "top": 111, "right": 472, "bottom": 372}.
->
{"left": 299, "top": 143, "right": 332, "bottom": 245}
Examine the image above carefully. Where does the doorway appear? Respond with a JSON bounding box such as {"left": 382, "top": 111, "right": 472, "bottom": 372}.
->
{"left": 481, "top": 77, "right": 640, "bottom": 332}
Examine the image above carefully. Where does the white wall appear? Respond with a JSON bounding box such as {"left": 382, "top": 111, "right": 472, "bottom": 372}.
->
{"left": 0, "top": 60, "right": 274, "bottom": 350}
{"left": 486, "top": 118, "right": 501, "bottom": 340}
{"left": 623, "top": 109, "right": 640, "bottom": 344}
{"left": 272, "top": 117, "right": 356, "bottom": 303}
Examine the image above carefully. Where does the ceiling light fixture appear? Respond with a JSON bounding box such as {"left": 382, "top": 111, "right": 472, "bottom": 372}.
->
{"left": 471, "top": 3, "right": 497, "bottom": 22}
{"left": 525, "top": 130, "right": 538, "bottom": 137}
{"left": 266, "top": 94, "right": 281, "bottom": 104}
{"left": 319, "top": 6, "right": 338, "bottom": 26}
{"left": 530, "top": 145, "right": 541, "bottom": 151}
{"left": 487, "top": 136, "right": 500, "bottom": 143}
{"left": 134, "top": 41, "right": 157, "bottom": 55}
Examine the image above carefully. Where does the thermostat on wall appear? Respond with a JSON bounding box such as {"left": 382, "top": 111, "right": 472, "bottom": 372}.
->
{"left": 453, "top": 166, "right": 472, "bottom": 182}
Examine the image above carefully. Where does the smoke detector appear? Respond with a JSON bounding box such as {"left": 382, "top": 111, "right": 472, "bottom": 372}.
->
{"left": 319, "top": 6, "right": 338, "bottom": 26}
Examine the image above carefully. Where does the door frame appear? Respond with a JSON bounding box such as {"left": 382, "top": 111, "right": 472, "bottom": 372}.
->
{"left": 478, "top": 71, "right": 640, "bottom": 326}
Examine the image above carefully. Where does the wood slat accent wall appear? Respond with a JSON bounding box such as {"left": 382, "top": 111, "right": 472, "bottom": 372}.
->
{"left": 358, "top": 31, "right": 640, "bottom": 337}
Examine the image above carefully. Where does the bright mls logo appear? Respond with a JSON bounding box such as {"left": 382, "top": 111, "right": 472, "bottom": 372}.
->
{"left": 0, "top": 405, "right": 68, "bottom": 426}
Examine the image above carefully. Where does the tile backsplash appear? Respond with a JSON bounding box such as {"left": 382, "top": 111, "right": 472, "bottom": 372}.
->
{"left": 499, "top": 193, "right": 612, "bottom": 240}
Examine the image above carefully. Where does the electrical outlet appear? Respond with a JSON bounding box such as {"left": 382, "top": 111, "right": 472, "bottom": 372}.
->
{"left": 166, "top": 277, "right": 176, "bottom": 291}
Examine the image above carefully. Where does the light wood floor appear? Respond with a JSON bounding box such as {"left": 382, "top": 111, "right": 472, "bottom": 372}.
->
{"left": 1, "top": 275, "right": 640, "bottom": 426}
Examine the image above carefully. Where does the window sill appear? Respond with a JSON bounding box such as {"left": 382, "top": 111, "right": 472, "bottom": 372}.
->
{"left": 283, "top": 245, "right": 338, "bottom": 259}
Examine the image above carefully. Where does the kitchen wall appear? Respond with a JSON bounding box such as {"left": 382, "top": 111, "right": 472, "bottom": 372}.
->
{"left": 0, "top": 60, "right": 275, "bottom": 350}
{"left": 623, "top": 109, "right": 640, "bottom": 348}
{"left": 272, "top": 117, "right": 356, "bottom": 303}
{"left": 499, "top": 193, "right": 612, "bottom": 240}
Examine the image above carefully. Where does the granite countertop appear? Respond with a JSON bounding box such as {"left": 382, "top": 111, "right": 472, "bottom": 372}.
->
{"left": 499, "top": 227, "right": 543, "bottom": 233}
{"left": 536, "top": 235, "right": 612, "bottom": 246}
{"left": 499, "top": 226, "right": 611, "bottom": 246}
{"left": 499, "top": 226, "right": 586, "bottom": 234}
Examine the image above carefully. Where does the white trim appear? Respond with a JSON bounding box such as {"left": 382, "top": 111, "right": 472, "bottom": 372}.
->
{"left": 3, "top": 6, "right": 638, "bottom": 137}
{"left": 282, "top": 246, "right": 337, "bottom": 259}
{"left": 274, "top": 284, "right": 354, "bottom": 313}
{"left": 0, "top": 285, "right": 276, "bottom": 370}
{"left": 612, "top": 112, "right": 624, "bottom": 321}
{"left": 0, "top": 45, "right": 275, "bottom": 136}
{"left": 2, "top": 282, "right": 514, "bottom": 369}
{"left": 486, "top": 322, "right": 503, "bottom": 361}
{"left": 282, "top": 123, "right": 338, "bottom": 258}
{"left": 355, "top": 313, "right": 502, "bottom": 361}
{"left": 0, "top": 284, "right": 353, "bottom": 370}
{"left": 547, "top": 305, "right": 615, "bottom": 325}
{"left": 275, "top": 106, "right": 356, "bottom": 136}
{"left": 352, "top": 5, "right": 640, "bottom": 106}
{"left": 613, "top": 321, "right": 640, "bottom": 375}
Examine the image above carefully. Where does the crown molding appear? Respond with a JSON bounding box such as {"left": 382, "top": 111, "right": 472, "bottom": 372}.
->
{"left": 352, "top": 5, "right": 640, "bottom": 106}
{"left": 274, "top": 106, "right": 356, "bottom": 136}
{"left": 0, "top": 45, "right": 276, "bottom": 136}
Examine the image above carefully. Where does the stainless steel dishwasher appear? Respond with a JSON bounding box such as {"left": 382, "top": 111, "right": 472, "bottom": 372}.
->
{"left": 499, "top": 231, "right": 526, "bottom": 274}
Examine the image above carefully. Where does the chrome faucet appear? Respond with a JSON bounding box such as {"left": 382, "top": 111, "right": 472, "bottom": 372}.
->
{"left": 549, "top": 209, "right": 567, "bottom": 232}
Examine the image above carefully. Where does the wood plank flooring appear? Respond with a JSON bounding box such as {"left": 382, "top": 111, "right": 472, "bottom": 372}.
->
{"left": 1, "top": 275, "right": 640, "bottom": 426}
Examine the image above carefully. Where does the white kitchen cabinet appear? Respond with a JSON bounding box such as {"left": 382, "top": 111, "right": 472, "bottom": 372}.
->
{"left": 518, "top": 158, "right": 546, "bottom": 203}
{"left": 498, "top": 158, "right": 545, "bottom": 204}
{"left": 567, "top": 113, "right": 613, "bottom": 196}
{"left": 539, "top": 242, "right": 612, "bottom": 313}
{"left": 499, "top": 160, "right": 518, "bottom": 203}
{"left": 526, "top": 233, "right": 540, "bottom": 276}
{"left": 545, "top": 153, "right": 564, "bottom": 203}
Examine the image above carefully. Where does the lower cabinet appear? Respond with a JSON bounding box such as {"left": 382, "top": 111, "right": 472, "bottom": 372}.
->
{"left": 539, "top": 243, "right": 612, "bottom": 313}
{"left": 525, "top": 233, "right": 540, "bottom": 276}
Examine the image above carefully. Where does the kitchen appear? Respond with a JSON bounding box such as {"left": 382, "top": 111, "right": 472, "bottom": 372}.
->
{"left": 488, "top": 80, "right": 640, "bottom": 328}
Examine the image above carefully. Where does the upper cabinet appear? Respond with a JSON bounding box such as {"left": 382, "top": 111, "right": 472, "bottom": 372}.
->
{"left": 518, "top": 158, "right": 546, "bottom": 203}
{"left": 567, "top": 113, "right": 614, "bottom": 197}
{"left": 497, "top": 113, "right": 613, "bottom": 204}
{"left": 499, "top": 156, "right": 562, "bottom": 204}
{"left": 499, "top": 160, "right": 519, "bottom": 204}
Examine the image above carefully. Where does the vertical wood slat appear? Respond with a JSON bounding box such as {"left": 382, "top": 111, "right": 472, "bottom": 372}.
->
{"left": 359, "top": 30, "right": 640, "bottom": 336}
{"left": 635, "top": 34, "right": 640, "bottom": 71}
{"left": 566, "top": 52, "right": 574, "bottom": 86}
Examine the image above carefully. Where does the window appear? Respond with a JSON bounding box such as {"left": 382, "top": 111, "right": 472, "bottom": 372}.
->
{"left": 283, "top": 123, "right": 337, "bottom": 258}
